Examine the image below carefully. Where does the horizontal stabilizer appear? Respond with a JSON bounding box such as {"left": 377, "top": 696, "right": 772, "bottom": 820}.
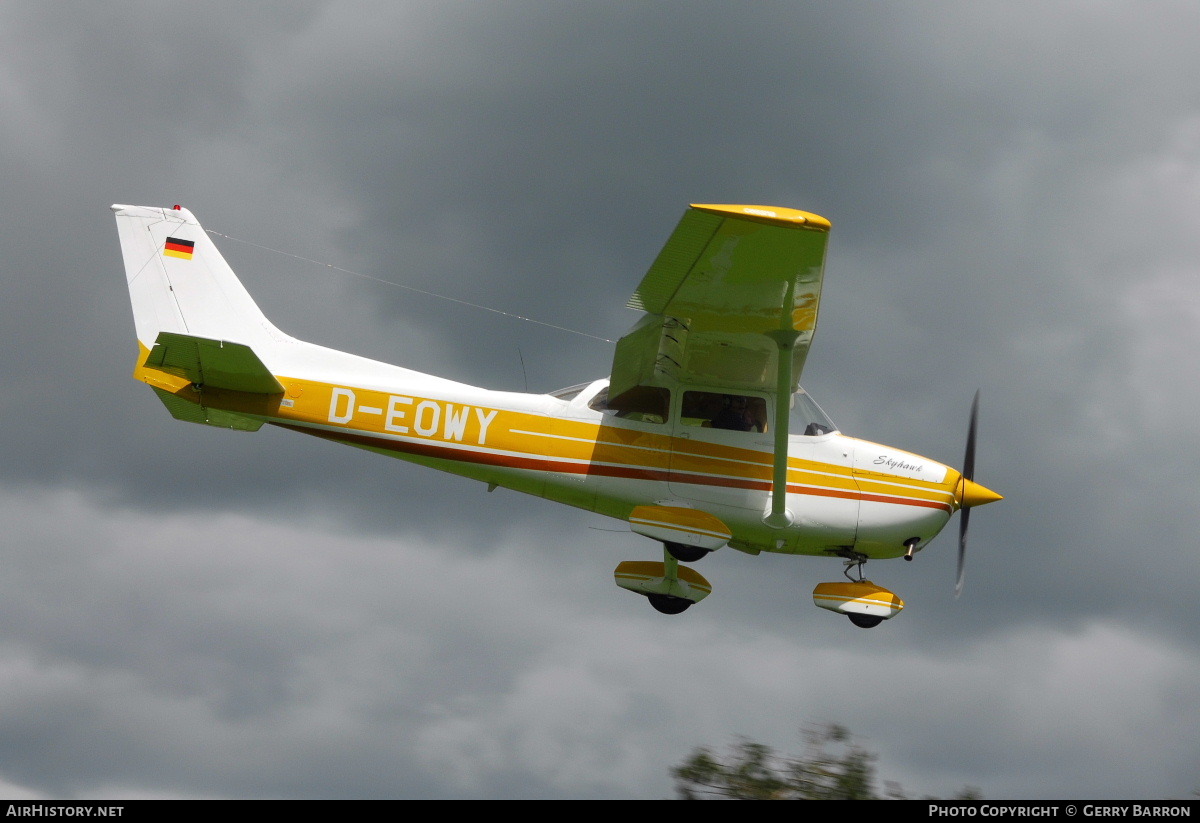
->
{"left": 152, "top": 388, "right": 264, "bottom": 432}
{"left": 146, "top": 332, "right": 284, "bottom": 394}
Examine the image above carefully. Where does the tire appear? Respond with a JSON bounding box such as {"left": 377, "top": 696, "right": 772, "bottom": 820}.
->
{"left": 648, "top": 594, "right": 692, "bottom": 614}
{"left": 847, "top": 613, "right": 883, "bottom": 628}
{"left": 665, "top": 542, "right": 710, "bottom": 563}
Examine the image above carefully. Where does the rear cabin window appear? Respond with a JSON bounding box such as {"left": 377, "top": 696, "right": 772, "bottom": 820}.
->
{"left": 548, "top": 382, "right": 591, "bottom": 401}
{"left": 588, "top": 385, "right": 670, "bottom": 424}
{"left": 680, "top": 391, "right": 768, "bottom": 433}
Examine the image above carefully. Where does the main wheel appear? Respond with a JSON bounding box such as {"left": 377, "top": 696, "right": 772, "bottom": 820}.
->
{"left": 847, "top": 614, "right": 883, "bottom": 629}
{"left": 665, "top": 542, "right": 710, "bottom": 563}
{"left": 647, "top": 594, "right": 692, "bottom": 614}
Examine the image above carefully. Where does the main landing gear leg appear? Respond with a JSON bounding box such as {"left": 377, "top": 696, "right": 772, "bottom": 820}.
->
{"left": 647, "top": 550, "right": 693, "bottom": 615}
{"left": 612, "top": 550, "right": 713, "bottom": 615}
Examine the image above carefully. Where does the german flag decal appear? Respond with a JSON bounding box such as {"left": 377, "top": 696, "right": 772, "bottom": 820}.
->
{"left": 163, "top": 237, "right": 195, "bottom": 260}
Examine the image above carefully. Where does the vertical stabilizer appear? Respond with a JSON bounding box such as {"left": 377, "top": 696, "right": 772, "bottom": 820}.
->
{"left": 112, "top": 204, "right": 291, "bottom": 352}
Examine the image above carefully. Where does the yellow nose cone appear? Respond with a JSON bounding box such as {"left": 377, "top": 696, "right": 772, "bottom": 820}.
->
{"left": 958, "top": 478, "right": 1004, "bottom": 508}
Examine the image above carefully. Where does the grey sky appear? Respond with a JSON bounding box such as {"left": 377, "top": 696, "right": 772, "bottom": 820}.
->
{"left": 1, "top": 0, "right": 1198, "bottom": 798}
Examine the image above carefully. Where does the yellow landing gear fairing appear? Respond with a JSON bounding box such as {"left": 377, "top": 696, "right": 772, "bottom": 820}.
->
{"left": 614, "top": 558, "right": 713, "bottom": 615}
{"left": 813, "top": 581, "right": 905, "bottom": 629}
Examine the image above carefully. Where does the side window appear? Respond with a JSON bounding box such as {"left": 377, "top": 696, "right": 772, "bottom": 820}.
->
{"left": 681, "top": 391, "right": 768, "bottom": 433}
{"left": 589, "top": 385, "right": 670, "bottom": 424}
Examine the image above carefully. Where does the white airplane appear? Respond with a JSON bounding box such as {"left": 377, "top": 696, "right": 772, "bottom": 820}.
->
{"left": 112, "top": 202, "right": 1001, "bottom": 627}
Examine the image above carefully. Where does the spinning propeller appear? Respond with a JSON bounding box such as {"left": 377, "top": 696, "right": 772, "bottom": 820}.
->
{"left": 955, "top": 390, "right": 1003, "bottom": 598}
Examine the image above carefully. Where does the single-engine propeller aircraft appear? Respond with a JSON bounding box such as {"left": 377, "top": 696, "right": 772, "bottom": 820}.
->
{"left": 113, "top": 202, "right": 1001, "bottom": 627}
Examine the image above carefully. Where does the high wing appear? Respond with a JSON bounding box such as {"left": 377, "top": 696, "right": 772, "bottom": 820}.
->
{"left": 610, "top": 203, "right": 831, "bottom": 402}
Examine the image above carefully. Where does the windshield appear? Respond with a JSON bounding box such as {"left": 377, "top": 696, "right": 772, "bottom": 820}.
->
{"left": 789, "top": 387, "right": 837, "bottom": 436}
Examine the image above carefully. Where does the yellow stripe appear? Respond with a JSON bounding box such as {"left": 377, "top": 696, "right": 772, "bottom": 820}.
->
{"left": 134, "top": 352, "right": 960, "bottom": 509}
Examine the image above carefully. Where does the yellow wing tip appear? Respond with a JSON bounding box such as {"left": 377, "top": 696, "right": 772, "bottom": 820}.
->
{"left": 690, "top": 203, "right": 831, "bottom": 231}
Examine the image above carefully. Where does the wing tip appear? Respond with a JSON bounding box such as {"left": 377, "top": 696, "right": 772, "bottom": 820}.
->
{"left": 689, "top": 203, "right": 831, "bottom": 231}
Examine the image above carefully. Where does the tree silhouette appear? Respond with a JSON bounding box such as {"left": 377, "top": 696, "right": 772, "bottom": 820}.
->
{"left": 672, "top": 723, "right": 981, "bottom": 800}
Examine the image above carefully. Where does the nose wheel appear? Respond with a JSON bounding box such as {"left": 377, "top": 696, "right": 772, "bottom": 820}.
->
{"left": 812, "top": 550, "right": 905, "bottom": 627}
{"left": 842, "top": 554, "right": 881, "bottom": 628}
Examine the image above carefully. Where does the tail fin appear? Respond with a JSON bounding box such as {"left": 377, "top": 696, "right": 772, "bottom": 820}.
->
{"left": 111, "top": 204, "right": 290, "bottom": 352}
{"left": 113, "top": 204, "right": 293, "bottom": 431}
{"left": 113, "top": 204, "right": 446, "bottom": 432}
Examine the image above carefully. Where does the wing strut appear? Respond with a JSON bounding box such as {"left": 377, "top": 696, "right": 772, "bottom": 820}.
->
{"left": 764, "top": 280, "right": 799, "bottom": 529}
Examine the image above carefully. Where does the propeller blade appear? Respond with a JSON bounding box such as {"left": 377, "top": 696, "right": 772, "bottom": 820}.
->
{"left": 956, "top": 390, "right": 980, "bottom": 599}
{"left": 956, "top": 506, "right": 970, "bottom": 598}
{"left": 963, "top": 390, "right": 979, "bottom": 482}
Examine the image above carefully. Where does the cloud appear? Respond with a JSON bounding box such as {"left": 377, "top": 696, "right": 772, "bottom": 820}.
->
{"left": 0, "top": 487, "right": 1196, "bottom": 798}
{"left": 1, "top": 0, "right": 1199, "bottom": 798}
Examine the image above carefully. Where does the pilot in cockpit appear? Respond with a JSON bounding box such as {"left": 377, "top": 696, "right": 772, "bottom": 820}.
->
{"left": 710, "top": 394, "right": 759, "bottom": 432}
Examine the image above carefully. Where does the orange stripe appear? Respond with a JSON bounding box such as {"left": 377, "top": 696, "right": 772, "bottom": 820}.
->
{"left": 271, "top": 375, "right": 949, "bottom": 505}
{"left": 272, "top": 422, "right": 952, "bottom": 512}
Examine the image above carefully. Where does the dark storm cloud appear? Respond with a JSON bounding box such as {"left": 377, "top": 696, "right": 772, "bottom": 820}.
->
{"left": 7, "top": 492, "right": 1194, "bottom": 799}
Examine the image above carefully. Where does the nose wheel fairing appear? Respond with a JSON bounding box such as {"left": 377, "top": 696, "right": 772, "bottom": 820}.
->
{"left": 812, "top": 580, "right": 905, "bottom": 625}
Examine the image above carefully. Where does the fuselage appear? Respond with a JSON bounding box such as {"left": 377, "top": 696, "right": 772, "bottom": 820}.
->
{"left": 138, "top": 340, "right": 960, "bottom": 562}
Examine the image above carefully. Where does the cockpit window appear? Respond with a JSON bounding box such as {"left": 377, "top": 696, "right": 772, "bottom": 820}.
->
{"left": 680, "top": 391, "right": 768, "bottom": 433}
{"left": 790, "top": 387, "right": 837, "bottom": 436}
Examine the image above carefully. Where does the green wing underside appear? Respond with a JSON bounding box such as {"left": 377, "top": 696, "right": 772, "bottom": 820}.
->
{"left": 610, "top": 205, "right": 829, "bottom": 400}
